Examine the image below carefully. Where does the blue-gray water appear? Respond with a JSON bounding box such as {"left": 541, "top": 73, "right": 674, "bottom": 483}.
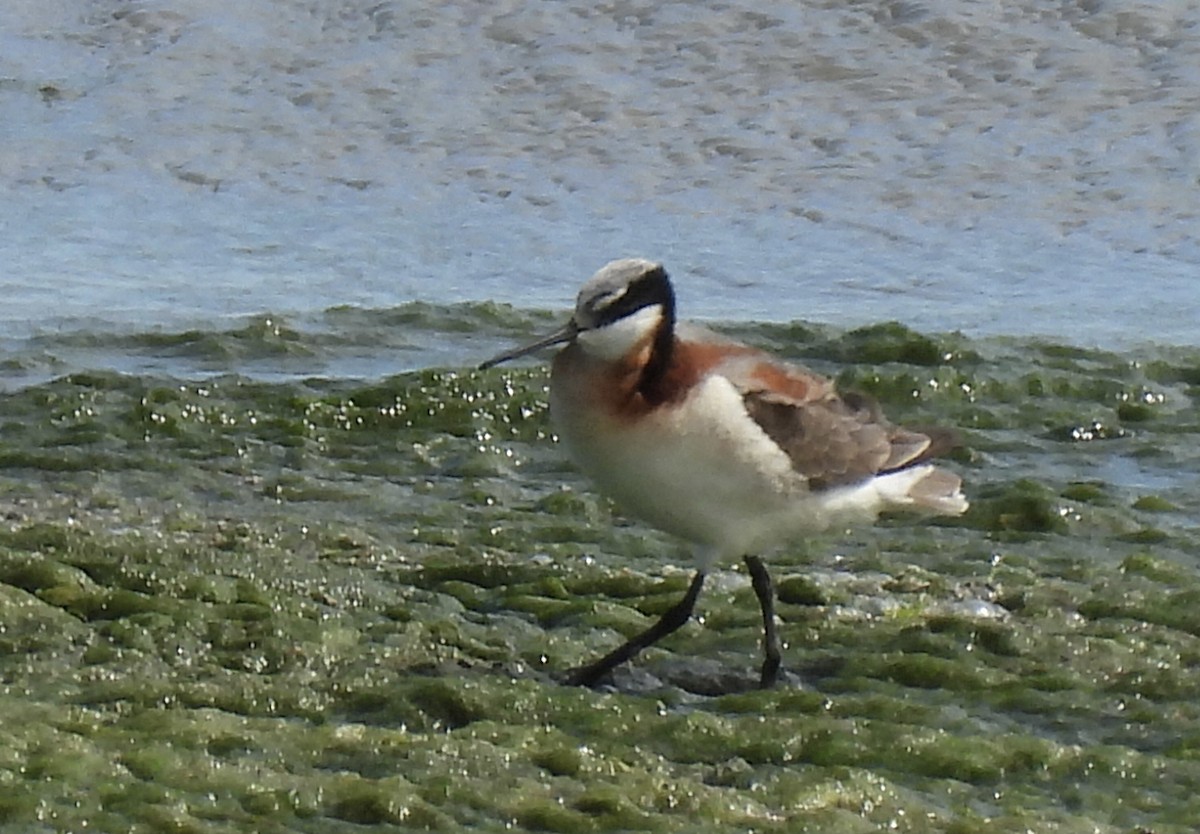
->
{"left": 3, "top": 0, "right": 1198, "bottom": 381}
{"left": 5, "top": 5, "right": 1200, "bottom": 832}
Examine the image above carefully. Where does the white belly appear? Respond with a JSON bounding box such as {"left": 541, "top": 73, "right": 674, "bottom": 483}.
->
{"left": 551, "top": 373, "right": 887, "bottom": 563}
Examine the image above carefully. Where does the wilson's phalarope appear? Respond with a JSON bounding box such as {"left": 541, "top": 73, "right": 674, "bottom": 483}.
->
{"left": 480, "top": 258, "right": 968, "bottom": 688}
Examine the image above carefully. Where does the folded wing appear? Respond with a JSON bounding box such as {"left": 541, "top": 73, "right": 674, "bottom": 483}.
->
{"left": 717, "top": 355, "right": 960, "bottom": 495}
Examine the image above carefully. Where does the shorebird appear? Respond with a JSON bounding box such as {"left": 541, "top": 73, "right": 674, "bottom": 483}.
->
{"left": 480, "top": 258, "right": 968, "bottom": 688}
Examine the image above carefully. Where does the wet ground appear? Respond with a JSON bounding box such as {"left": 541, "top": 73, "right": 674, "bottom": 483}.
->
{"left": 2, "top": 308, "right": 1199, "bottom": 832}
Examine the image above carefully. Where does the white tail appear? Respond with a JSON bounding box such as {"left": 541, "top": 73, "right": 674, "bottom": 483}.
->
{"left": 878, "top": 464, "right": 969, "bottom": 516}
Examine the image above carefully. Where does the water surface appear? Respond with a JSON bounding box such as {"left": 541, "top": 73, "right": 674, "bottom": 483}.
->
{"left": 3, "top": 1, "right": 1200, "bottom": 831}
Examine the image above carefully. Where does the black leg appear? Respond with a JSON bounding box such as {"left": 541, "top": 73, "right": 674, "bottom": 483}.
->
{"left": 566, "top": 571, "right": 706, "bottom": 688}
{"left": 744, "top": 555, "right": 781, "bottom": 688}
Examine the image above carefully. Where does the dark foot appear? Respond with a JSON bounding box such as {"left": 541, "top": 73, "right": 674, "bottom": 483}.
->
{"left": 744, "top": 555, "right": 782, "bottom": 688}
{"left": 567, "top": 571, "right": 706, "bottom": 687}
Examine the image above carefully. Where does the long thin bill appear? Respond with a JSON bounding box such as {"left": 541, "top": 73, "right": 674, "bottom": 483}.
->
{"left": 478, "top": 320, "right": 579, "bottom": 370}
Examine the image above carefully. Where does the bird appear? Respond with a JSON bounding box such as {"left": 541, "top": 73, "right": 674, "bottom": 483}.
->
{"left": 479, "top": 258, "right": 968, "bottom": 688}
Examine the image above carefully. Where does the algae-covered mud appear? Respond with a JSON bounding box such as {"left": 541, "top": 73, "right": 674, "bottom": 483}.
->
{"left": 2, "top": 308, "right": 1200, "bottom": 833}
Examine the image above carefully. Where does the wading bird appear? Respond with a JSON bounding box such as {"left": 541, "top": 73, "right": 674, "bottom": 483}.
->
{"left": 480, "top": 258, "right": 967, "bottom": 688}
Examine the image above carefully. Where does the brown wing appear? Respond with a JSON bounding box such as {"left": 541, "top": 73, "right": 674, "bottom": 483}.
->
{"left": 741, "top": 384, "right": 951, "bottom": 490}
{"left": 674, "top": 332, "right": 957, "bottom": 491}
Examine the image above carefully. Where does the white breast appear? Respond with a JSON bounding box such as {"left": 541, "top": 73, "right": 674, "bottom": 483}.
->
{"left": 551, "top": 372, "right": 893, "bottom": 566}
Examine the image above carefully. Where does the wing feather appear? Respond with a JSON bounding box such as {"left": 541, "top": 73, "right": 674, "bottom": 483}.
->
{"left": 672, "top": 333, "right": 960, "bottom": 493}
{"left": 732, "top": 365, "right": 951, "bottom": 490}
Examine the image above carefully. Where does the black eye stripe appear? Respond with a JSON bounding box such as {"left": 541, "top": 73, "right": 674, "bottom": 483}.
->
{"left": 592, "top": 265, "right": 672, "bottom": 327}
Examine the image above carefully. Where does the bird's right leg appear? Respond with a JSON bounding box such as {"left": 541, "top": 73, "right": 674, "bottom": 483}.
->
{"left": 566, "top": 570, "right": 706, "bottom": 687}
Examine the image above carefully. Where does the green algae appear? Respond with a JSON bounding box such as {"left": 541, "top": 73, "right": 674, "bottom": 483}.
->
{"left": 1, "top": 320, "right": 1199, "bottom": 832}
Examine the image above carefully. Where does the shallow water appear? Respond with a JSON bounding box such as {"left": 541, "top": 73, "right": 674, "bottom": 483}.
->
{"left": 3, "top": 0, "right": 1199, "bottom": 349}
{"left": 2, "top": 308, "right": 1200, "bottom": 832}
{"left": 4, "top": 0, "right": 1200, "bottom": 830}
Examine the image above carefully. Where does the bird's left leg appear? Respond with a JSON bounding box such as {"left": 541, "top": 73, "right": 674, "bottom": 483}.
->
{"left": 743, "top": 555, "right": 782, "bottom": 687}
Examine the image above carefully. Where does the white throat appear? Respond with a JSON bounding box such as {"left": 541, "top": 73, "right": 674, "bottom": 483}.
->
{"left": 576, "top": 305, "right": 663, "bottom": 361}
